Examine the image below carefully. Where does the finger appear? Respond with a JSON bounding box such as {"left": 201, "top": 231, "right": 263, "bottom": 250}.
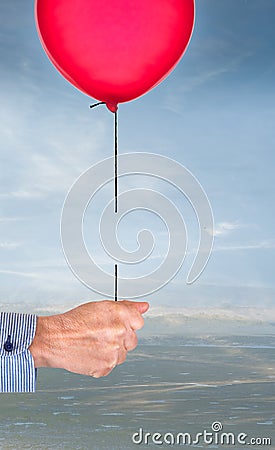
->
{"left": 122, "top": 300, "right": 150, "bottom": 315}
{"left": 92, "top": 355, "right": 118, "bottom": 377}
{"left": 124, "top": 329, "right": 138, "bottom": 352}
{"left": 119, "top": 301, "right": 148, "bottom": 330}
{"left": 117, "top": 346, "right": 127, "bottom": 365}
{"left": 93, "top": 366, "right": 115, "bottom": 378}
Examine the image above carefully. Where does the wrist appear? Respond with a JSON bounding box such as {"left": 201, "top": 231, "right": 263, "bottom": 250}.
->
{"left": 28, "top": 315, "right": 63, "bottom": 368}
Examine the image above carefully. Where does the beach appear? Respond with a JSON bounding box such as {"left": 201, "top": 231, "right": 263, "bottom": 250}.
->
{"left": 0, "top": 334, "right": 274, "bottom": 449}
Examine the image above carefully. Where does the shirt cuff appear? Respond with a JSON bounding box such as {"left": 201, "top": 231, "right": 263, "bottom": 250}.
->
{"left": 0, "top": 312, "right": 37, "bottom": 393}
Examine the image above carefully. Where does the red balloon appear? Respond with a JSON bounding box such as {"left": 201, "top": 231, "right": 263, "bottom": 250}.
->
{"left": 35, "top": 0, "right": 195, "bottom": 112}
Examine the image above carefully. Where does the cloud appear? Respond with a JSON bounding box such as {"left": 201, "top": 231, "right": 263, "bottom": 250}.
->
{"left": 213, "top": 221, "right": 241, "bottom": 236}
{"left": 0, "top": 71, "right": 109, "bottom": 204}
{"left": 0, "top": 189, "right": 45, "bottom": 199}
{"left": 215, "top": 239, "right": 275, "bottom": 252}
{"left": 207, "top": 222, "right": 275, "bottom": 253}
{"left": 162, "top": 33, "right": 254, "bottom": 114}
{"left": 0, "top": 269, "right": 38, "bottom": 278}
{"left": 203, "top": 221, "right": 242, "bottom": 239}
{"left": 0, "top": 216, "right": 28, "bottom": 223}
{"left": 141, "top": 305, "right": 275, "bottom": 337}
{"left": 0, "top": 241, "right": 23, "bottom": 250}
{"left": 177, "top": 65, "right": 235, "bottom": 95}
{"left": 146, "top": 305, "right": 275, "bottom": 323}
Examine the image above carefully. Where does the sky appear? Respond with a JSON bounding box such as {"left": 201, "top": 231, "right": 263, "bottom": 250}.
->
{"left": 0, "top": 1, "right": 275, "bottom": 324}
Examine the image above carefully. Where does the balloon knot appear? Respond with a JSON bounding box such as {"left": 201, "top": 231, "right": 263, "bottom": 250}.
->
{"left": 106, "top": 102, "right": 118, "bottom": 113}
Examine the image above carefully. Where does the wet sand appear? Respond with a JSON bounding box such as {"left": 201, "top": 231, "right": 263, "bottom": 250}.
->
{"left": 0, "top": 335, "right": 274, "bottom": 449}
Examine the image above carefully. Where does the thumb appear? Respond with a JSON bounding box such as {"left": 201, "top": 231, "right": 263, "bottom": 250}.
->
{"left": 122, "top": 300, "right": 149, "bottom": 315}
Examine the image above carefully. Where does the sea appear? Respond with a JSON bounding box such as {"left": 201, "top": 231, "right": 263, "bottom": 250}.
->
{"left": 0, "top": 334, "right": 274, "bottom": 450}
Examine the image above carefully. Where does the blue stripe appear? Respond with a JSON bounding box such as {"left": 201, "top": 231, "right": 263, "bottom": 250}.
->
{"left": 0, "top": 312, "right": 37, "bottom": 393}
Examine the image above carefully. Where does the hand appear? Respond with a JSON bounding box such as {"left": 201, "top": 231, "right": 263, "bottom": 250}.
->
{"left": 29, "top": 300, "right": 149, "bottom": 378}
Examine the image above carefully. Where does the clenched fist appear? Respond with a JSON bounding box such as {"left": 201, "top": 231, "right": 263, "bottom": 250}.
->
{"left": 29, "top": 300, "right": 149, "bottom": 378}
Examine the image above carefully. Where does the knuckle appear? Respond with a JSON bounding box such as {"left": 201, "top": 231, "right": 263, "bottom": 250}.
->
{"left": 101, "top": 366, "right": 115, "bottom": 377}
{"left": 117, "top": 358, "right": 126, "bottom": 366}
{"left": 128, "top": 333, "right": 138, "bottom": 350}
{"left": 107, "top": 355, "right": 118, "bottom": 368}
{"left": 133, "top": 315, "right": 144, "bottom": 330}
{"left": 116, "top": 323, "right": 126, "bottom": 337}
{"left": 121, "top": 329, "right": 136, "bottom": 352}
{"left": 138, "top": 315, "right": 145, "bottom": 328}
{"left": 93, "top": 372, "right": 101, "bottom": 378}
{"left": 132, "top": 333, "right": 138, "bottom": 348}
{"left": 112, "top": 342, "right": 121, "bottom": 352}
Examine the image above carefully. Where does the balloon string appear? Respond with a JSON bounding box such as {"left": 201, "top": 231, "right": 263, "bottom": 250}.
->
{"left": 114, "top": 110, "right": 118, "bottom": 214}
{"left": 90, "top": 101, "right": 118, "bottom": 301}
{"left": 89, "top": 101, "right": 106, "bottom": 109}
{"left": 114, "top": 264, "right": 118, "bottom": 302}
{"left": 114, "top": 112, "right": 118, "bottom": 301}
{"left": 89, "top": 102, "right": 118, "bottom": 213}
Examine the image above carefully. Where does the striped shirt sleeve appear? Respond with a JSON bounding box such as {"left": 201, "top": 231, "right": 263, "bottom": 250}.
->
{"left": 0, "top": 312, "right": 37, "bottom": 393}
